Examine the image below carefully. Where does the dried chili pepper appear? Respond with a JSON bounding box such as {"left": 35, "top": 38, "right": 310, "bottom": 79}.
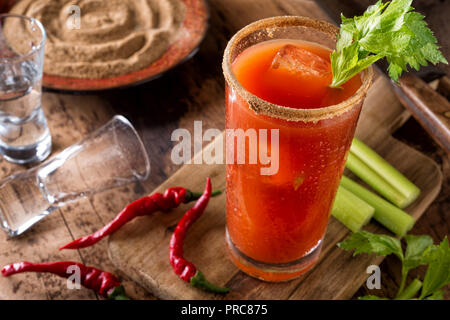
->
{"left": 169, "top": 178, "right": 229, "bottom": 293}
{"left": 60, "top": 187, "right": 221, "bottom": 250}
{"left": 1, "top": 261, "right": 129, "bottom": 300}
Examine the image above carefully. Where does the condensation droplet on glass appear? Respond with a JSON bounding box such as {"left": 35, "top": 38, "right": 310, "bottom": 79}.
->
{"left": 30, "top": 21, "right": 36, "bottom": 32}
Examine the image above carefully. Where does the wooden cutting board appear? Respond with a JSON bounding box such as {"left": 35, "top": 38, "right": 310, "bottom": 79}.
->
{"left": 108, "top": 77, "right": 442, "bottom": 300}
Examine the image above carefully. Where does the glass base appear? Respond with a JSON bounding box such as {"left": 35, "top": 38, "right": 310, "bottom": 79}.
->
{"left": 0, "top": 133, "right": 51, "bottom": 164}
{"left": 226, "top": 229, "right": 322, "bottom": 282}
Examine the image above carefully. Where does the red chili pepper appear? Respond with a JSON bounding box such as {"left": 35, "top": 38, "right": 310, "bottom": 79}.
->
{"left": 1, "top": 261, "right": 129, "bottom": 300}
{"left": 169, "top": 178, "right": 229, "bottom": 294}
{"left": 60, "top": 187, "right": 221, "bottom": 250}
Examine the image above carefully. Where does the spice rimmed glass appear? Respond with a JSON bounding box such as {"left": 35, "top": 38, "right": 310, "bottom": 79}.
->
{"left": 222, "top": 16, "right": 373, "bottom": 282}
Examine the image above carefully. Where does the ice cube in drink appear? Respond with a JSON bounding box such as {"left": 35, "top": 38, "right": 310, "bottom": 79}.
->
{"left": 271, "top": 44, "right": 331, "bottom": 78}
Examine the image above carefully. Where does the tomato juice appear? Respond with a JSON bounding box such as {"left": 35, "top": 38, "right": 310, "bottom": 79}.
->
{"left": 223, "top": 17, "right": 372, "bottom": 281}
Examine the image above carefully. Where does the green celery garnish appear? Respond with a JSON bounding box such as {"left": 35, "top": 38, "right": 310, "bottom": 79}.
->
{"left": 338, "top": 230, "right": 404, "bottom": 260}
{"left": 338, "top": 231, "right": 450, "bottom": 300}
{"left": 348, "top": 138, "right": 420, "bottom": 209}
{"left": 419, "top": 237, "right": 450, "bottom": 299}
{"left": 330, "top": 0, "right": 448, "bottom": 88}
{"left": 331, "top": 185, "right": 375, "bottom": 232}
{"left": 340, "top": 176, "right": 415, "bottom": 237}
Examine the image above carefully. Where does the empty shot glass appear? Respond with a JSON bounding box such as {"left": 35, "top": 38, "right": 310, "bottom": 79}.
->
{"left": 0, "top": 14, "right": 51, "bottom": 164}
{"left": 0, "top": 115, "right": 151, "bottom": 236}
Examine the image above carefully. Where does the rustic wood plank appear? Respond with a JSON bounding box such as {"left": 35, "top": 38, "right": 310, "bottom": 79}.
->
{"left": 0, "top": 0, "right": 448, "bottom": 300}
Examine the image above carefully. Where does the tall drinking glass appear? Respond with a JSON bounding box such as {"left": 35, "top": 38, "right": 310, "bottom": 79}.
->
{"left": 0, "top": 115, "right": 150, "bottom": 237}
{"left": 222, "top": 17, "right": 373, "bottom": 281}
{"left": 0, "top": 14, "right": 51, "bottom": 164}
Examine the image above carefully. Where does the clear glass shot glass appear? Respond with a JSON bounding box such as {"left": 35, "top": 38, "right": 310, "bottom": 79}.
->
{"left": 0, "top": 14, "right": 51, "bottom": 164}
{"left": 0, "top": 115, "right": 151, "bottom": 237}
{"left": 222, "top": 16, "right": 373, "bottom": 281}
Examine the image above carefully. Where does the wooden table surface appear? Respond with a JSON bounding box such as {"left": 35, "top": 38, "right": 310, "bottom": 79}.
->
{"left": 0, "top": 0, "right": 448, "bottom": 300}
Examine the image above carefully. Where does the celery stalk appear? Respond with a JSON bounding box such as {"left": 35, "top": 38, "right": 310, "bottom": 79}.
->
{"left": 331, "top": 186, "right": 375, "bottom": 232}
{"left": 395, "top": 279, "right": 422, "bottom": 300}
{"left": 349, "top": 138, "right": 420, "bottom": 208}
{"left": 340, "top": 176, "right": 415, "bottom": 237}
{"left": 346, "top": 152, "right": 406, "bottom": 207}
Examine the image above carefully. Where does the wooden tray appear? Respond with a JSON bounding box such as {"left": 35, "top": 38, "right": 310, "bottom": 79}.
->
{"left": 108, "top": 77, "right": 442, "bottom": 300}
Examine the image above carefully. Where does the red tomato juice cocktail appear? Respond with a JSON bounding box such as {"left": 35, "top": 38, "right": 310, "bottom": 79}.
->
{"left": 222, "top": 17, "right": 373, "bottom": 281}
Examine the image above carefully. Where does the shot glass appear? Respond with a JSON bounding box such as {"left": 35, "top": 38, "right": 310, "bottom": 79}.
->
{"left": 222, "top": 16, "right": 373, "bottom": 281}
{"left": 0, "top": 115, "right": 150, "bottom": 236}
{"left": 0, "top": 14, "right": 51, "bottom": 164}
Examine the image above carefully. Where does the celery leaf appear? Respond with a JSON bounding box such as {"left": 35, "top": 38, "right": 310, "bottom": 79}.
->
{"left": 338, "top": 231, "right": 403, "bottom": 260}
{"left": 403, "top": 234, "right": 433, "bottom": 271}
{"left": 419, "top": 237, "right": 450, "bottom": 299}
{"left": 330, "top": 0, "right": 448, "bottom": 88}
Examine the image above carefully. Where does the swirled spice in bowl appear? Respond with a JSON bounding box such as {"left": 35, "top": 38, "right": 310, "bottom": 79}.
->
{"left": 9, "top": 0, "right": 186, "bottom": 79}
